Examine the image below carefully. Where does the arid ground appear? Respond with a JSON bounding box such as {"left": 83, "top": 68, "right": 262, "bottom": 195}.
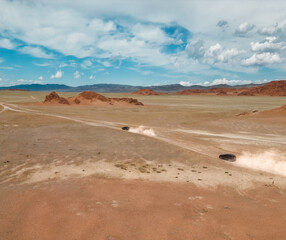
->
{"left": 0, "top": 91, "right": 286, "bottom": 240}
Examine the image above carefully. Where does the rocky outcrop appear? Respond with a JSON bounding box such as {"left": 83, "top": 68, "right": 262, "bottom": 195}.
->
{"left": 133, "top": 88, "right": 159, "bottom": 95}
{"left": 238, "top": 80, "right": 286, "bottom": 96}
{"left": 68, "top": 91, "right": 110, "bottom": 104}
{"left": 43, "top": 91, "right": 144, "bottom": 106}
{"left": 112, "top": 97, "right": 144, "bottom": 105}
{"left": 176, "top": 89, "right": 207, "bottom": 95}
{"left": 43, "top": 91, "right": 69, "bottom": 105}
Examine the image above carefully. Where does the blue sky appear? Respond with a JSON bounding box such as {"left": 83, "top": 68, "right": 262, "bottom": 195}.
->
{"left": 0, "top": 0, "right": 286, "bottom": 87}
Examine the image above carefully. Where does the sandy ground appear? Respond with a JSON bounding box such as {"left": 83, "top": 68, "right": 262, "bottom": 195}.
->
{"left": 0, "top": 91, "right": 286, "bottom": 239}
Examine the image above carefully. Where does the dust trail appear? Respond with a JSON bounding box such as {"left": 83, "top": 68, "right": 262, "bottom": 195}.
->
{"left": 177, "top": 129, "right": 286, "bottom": 145}
{"left": 236, "top": 151, "right": 286, "bottom": 176}
{"left": 129, "top": 126, "right": 156, "bottom": 137}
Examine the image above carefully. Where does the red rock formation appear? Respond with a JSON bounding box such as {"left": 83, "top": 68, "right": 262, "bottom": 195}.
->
{"left": 133, "top": 88, "right": 159, "bottom": 95}
{"left": 68, "top": 91, "right": 110, "bottom": 104}
{"left": 216, "top": 90, "right": 228, "bottom": 96}
{"left": 43, "top": 91, "right": 144, "bottom": 106}
{"left": 112, "top": 97, "right": 144, "bottom": 105}
{"left": 176, "top": 89, "right": 207, "bottom": 95}
{"left": 43, "top": 91, "right": 69, "bottom": 105}
{"left": 238, "top": 80, "right": 286, "bottom": 96}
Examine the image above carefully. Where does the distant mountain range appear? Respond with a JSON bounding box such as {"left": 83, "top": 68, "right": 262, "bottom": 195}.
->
{"left": 0, "top": 83, "right": 262, "bottom": 93}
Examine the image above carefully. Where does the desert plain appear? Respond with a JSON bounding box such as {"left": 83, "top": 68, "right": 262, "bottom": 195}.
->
{"left": 0, "top": 90, "right": 286, "bottom": 240}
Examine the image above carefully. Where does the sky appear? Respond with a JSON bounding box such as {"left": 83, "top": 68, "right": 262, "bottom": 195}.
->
{"left": 0, "top": 0, "right": 286, "bottom": 87}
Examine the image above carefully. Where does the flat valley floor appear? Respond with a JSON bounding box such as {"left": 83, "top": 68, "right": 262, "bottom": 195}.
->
{"left": 0, "top": 91, "right": 286, "bottom": 240}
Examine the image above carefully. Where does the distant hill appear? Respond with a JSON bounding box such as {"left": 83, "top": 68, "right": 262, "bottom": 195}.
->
{"left": 0, "top": 84, "right": 71, "bottom": 91}
{"left": 133, "top": 88, "right": 159, "bottom": 95}
{"left": 0, "top": 82, "right": 263, "bottom": 93}
{"left": 238, "top": 80, "right": 286, "bottom": 96}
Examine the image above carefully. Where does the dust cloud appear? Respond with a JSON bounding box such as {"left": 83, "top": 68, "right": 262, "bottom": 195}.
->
{"left": 129, "top": 126, "right": 156, "bottom": 137}
{"left": 236, "top": 150, "right": 286, "bottom": 176}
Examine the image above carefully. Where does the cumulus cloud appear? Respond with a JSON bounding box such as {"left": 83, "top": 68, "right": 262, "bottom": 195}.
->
{"left": 51, "top": 70, "right": 63, "bottom": 79}
{"left": 179, "top": 81, "right": 192, "bottom": 86}
{"left": 19, "top": 46, "right": 54, "bottom": 59}
{"left": 0, "top": 38, "right": 15, "bottom": 49}
{"left": 185, "top": 40, "right": 205, "bottom": 60}
{"left": 258, "top": 23, "right": 280, "bottom": 36}
{"left": 217, "top": 48, "right": 245, "bottom": 63}
{"left": 216, "top": 20, "right": 228, "bottom": 31}
{"left": 89, "top": 75, "right": 95, "bottom": 80}
{"left": 204, "top": 43, "right": 244, "bottom": 63}
{"left": 38, "top": 76, "right": 43, "bottom": 80}
{"left": 210, "top": 78, "right": 251, "bottom": 86}
{"left": 250, "top": 37, "right": 286, "bottom": 52}
{"left": 234, "top": 22, "right": 255, "bottom": 36}
{"left": 73, "top": 70, "right": 80, "bottom": 79}
{"left": 242, "top": 52, "right": 281, "bottom": 66}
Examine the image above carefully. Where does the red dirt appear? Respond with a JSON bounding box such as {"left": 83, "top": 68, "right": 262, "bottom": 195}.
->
{"left": 236, "top": 104, "right": 286, "bottom": 117}
{"left": 0, "top": 178, "right": 285, "bottom": 240}
{"left": 133, "top": 88, "right": 159, "bottom": 95}
{"left": 43, "top": 91, "right": 144, "bottom": 106}
{"left": 257, "top": 104, "right": 286, "bottom": 117}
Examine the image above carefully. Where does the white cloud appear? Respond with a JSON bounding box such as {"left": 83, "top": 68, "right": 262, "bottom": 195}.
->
{"left": 16, "top": 79, "right": 42, "bottom": 84}
{"left": 131, "top": 23, "right": 172, "bottom": 44}
{"left": 206, "top": 43, "right": 222, "bottom": 57}
{"left": 34, "top": 62, "right": 51, "bottom": 67}
{"left": 50, "top": 70, "right": 63, "bottom": 79}
{"left": 204, "top": 44, "right": 244, "bottom": 64}
{"left": 100, "top": 61, "right": 111, "bottom": 67}
{"left": 74, "top": 70, "right": 80, "bottom": 79}
{"left": 0, "top": 38, "right": 15, "bottom": 49}
{"left": 210, "top": 78, "right": 251, "bottom": 86}
{"left": 81, "top": 60, "right": 92, "bottom": 69}
{"left": 217, "top": 48, "right": 245, "bottom": 63}
{"left": 185, "top": 40, "right": 205, "bottom": 60}
{"left": 250, "top": 37, "right": 286, "bottom": 52}
{"left": 0, "top": 77, "right": 2, "bottom": 81}
{"left": 59, "top": 63, "right": 68, "bottom": 68}
{"left": 258, "top": 24, "right": 280, "bottom": 35}
{"left": 242, "top": 52, "right": 281, "bottom": 66}
{"left": 89, "top": 75, "right": 95, "bottom": 80}
{"left": 38, "top": 76, "right": 43, "bottom": 80}
{"left": 88, "top": 18, "right": 116, "bottom": 32}
{"left": 19, "top": 46, "right": 54, "bottom": 59}
{"left": 179, "top": 81, "right": 192, "bottom": 86}
{"left": 235, "top": 22, "right": 255, "bottom": 35}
